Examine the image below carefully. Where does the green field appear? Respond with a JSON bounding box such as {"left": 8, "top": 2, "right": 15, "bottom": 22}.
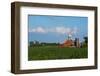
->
{"left": 28, "top": 46, "right": 88, "bottom": 61}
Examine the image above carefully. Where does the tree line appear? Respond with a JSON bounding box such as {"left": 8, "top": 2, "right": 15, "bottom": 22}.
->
{"left": 29, "top": 41, "right": 60, "bottom": 47}
{"left": 29, "top": 36, "right": 88, "bottom": 47}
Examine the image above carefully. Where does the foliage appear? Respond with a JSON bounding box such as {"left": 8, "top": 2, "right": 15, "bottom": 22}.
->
{"left": 84, "top": 37, "right": 88, "bottom": 43}
{"left": 82, "top": 42, "right": 87, "bottom": 47}
{"left": 29, "top": 41, "right": 60, "bottom": 47}
{"left": 29, "top": 41, "right": 34, "bottom": 47}
{"left": 81, "top": 36, "right": 88, "bottom": 48}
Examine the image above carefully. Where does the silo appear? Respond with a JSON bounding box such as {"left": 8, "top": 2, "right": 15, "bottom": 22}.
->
{"left": 75, "top": 38, "right": 80, "bottom": 48}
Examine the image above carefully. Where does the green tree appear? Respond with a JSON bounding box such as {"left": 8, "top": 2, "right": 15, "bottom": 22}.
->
{"left": 30, "top": 41, "right": 34, "bottom": 47}
{"left": 84, "top": 37, "right": 88, "bottom": 43}
{"left": 82, "top": 37, "right": 88, "bottom": 47}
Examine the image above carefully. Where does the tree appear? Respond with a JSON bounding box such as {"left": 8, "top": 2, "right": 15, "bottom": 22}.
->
{"left": 35, "top": 40, "right": 39, "bottom": 44}
{"left": 84, "top": 37, "right": 88, "bottom": 43}
{"left": 82, "top": 37, "right": 88, "bottom": 47}
{"left": 30, "top": 41, "right": 34, "bottom": 47}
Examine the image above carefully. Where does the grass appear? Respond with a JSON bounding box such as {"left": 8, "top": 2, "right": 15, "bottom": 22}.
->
{"left": 28, "top": 46, "right": 88, "bottom": 61}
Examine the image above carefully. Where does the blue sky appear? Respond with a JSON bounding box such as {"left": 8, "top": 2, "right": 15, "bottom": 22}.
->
{"left": 28, "top": 15, "right": 88, "bottom": 43}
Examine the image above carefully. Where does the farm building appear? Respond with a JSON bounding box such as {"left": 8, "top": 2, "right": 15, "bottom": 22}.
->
{"left": 60, "top": 34, "right": 80, "bottom": 48}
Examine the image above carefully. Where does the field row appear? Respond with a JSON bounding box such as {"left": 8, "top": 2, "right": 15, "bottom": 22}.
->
{"left": 28, "top": 46, "right": 88, "bottom": 60}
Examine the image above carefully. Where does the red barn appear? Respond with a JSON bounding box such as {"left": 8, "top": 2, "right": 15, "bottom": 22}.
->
{"left": 59, "top": 39, "right": 74, "bottom": 48}
{"left": 59, "top": 34, "right": 76, "bottom": 48}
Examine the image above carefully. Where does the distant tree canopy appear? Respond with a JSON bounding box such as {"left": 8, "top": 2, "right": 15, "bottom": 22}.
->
{"left": 84, "top": 37, "right": 88, "bottom": 43}
{"left": 82, "top": 36, "right": 88, "bottom": 47}
{"left": 30, "top": 41, "right": 34, "bottom": 47}
{"left": 29, "top": 41, "right": 60, "bottom": 47}
{"left": 29, "top": 37, "right": 88, "bottom": 48}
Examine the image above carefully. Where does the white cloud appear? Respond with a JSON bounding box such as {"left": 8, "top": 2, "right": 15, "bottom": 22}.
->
{"left": 29, "top": 26, "right": 78, "bottom": 35}
{"left": 29, "top": 27, "right": 46, "bottom": 33}
{"left": 54, "top": 27, "right": 72, "bottom": 34}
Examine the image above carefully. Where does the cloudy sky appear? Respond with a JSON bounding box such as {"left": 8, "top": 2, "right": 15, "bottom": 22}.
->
{"left": 28, "top": 15, "right": 88, "bottom": 43}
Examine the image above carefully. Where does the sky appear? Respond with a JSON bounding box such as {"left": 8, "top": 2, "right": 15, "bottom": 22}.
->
{"left": 28, "top": 15, "right": 88, "bottom": 43}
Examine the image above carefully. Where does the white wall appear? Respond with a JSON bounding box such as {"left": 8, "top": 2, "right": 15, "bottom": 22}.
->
{"left": 0, "top": 0, "right": 100, "bottom": 76}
